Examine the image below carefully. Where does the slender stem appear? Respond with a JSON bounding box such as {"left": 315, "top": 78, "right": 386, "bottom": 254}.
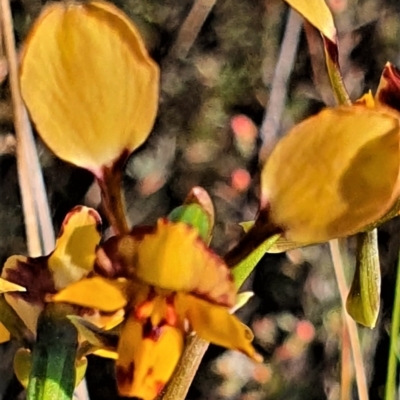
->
{"left": 27, "top": 304, "right": 78, "bottom": 400}
{"left": 167, "top": 0, "right": 217, "bottom": 60}
{"left": 384, "top": 250, "right": 400, "bottom": 400}
{"left": 340, "top": 318, "right": 353, "bottom": 400}
{"left": 0, "top": 0, "right": 55, "bottom": 256}
{"left": 259, "top": 9, "right": 302, "bottom": 160}
{"left": 98, "top": 167, "right": 130, "bottom": 235}
{"left": 329, "top": 239, "right": 369, "bottom": 400}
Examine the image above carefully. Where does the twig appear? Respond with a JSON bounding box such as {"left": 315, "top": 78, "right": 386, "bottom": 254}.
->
{"left": 330, "top": 239, "right": 369, "bottom": 400}
{"left": 259, "top": 8, "right": 302, "bottom": 160}
{"left": 167, "top": 0, "right": 217, "bottom": 60}
{"left": 0, "top": 0, "right": 55, "bottom": 256}
{"left": 341, "top": 306, "right": 353, "bottom": 400}
{"left": 157, "top": 335, "right": 209, "bottom": 400}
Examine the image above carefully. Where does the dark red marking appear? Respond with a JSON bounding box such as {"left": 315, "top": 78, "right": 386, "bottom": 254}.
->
{"left": 377, "top": 64, "right": 400, "bottom": 112}
{"left": 4, "top": 256, "right": 56, "bottom": 304}
{"left": 116, "top": 361, "right": 135, "bottom": 387}
{"left": 142, "top": 318, "right": 166, "bottom": 342}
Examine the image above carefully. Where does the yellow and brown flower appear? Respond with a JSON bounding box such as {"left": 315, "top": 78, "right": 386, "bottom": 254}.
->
{"left": 0, "top": 206, "right": 117, "bottom": 339}
{"left": 53, "top": 219, "right": 260, "bottom": 400}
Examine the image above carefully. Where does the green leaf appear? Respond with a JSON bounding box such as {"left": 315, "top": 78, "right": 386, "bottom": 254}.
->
{"left": 346, "top": 229, "right": 381, "bottom": 328}
{"left": 322, "top": 37, "right": 350, "bottom": 106}
{"left": 14, "top": 348, "right": 32, "bottom": 389}
{"left": 232, "top": 235, "right": 280, "bottom": 289}
{"left": 168, "top": 204, "right": 211, "bottom": 243}
{"left": 27, "top": 304, "right": 78, "bottom": 400}
{"left": 239, "top": 221, "right": 316, "bottom": 253}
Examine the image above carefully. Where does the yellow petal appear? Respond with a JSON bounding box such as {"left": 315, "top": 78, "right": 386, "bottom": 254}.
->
{"left": 283, "top": 0, "right": 336, "bottom": 43}
{"left": 177, "top": 294, "right": 261, "bottom": 362}
{"left": 116, "top": 316, "right": 183, "bottom": 399}
{"left": 0, "top": 277, "right": 26, "bottom": 293}
{"left": 52, "top": 276, "right": 128, "bottom": 312}
{"left": 14, "top": 348, "right": 32, "bottom": 388}
{"left": 20, "top": 0, "right": 159, "bottom": 174}
{"left": 376, "top": 62, "right": 400, "bottom": 113}
{"left": 75, "top": 357, "right": 88, "bottom": 387}
{"left": 48, "top": 206, "right": 101, "bottom": 290}
{"left": 4, "top": 294, "right": 41, "bottom": 335}
{"left": 261, "top": 106, "right": 400, "bottom": 243}
{"left": 231, "top": 292, "right": 254, "bottom": 314}
{"left": 356, "top": 91, "right": 375, "bottom": 108}
{"left": 0, "top": 321, "right": 10, "bottom": 343}
{"left": 92, "top": 349, "right": 118, "bottom": 359}
{"left": 136, "top": 219, "right": 236, "bottom": 307}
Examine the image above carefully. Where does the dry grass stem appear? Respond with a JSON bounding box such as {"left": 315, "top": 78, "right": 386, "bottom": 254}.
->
{"left": 157, "top": 335, "right": 209, "bottom": 400}
{"left": 330, "top": 239, "right": 369, "bottom": 400}
{"left": 168, "top": 0, "right": 217, "bottom": 60}
{"left": 259, "top": 8, "right": 302, "bottom": 160}
{"left": 0, "top": 0, "right": 55, "bottom": 256}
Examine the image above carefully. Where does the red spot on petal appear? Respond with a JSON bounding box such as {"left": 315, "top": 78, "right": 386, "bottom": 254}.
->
{"left": 377, "top": 63, "right": 400, "bottom": 112}
{"left": 155, "top": 381, "right": 165, "bottom": 396}
{"left": 142, "top": 319, "right": 162, "bottom": 341}
{"left": 87, "top": 208, "right": 102, "bottom": 233}
{"left": 135, "top": 300, "right": 154, "bottom": 320}
{"left": 116, "top": 362, "right": 134, "bottom": 387}
{"left": 165, "top": 303, "right": 178, "bottom": 326}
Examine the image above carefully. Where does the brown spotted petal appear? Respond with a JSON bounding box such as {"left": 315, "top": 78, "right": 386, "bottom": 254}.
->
{"left": 2, "top": 255, "right": 55, "bottom": 305}
{"left": 134, "top": 219, "right": 236, "bottom": 307}
{"left": 376, "top": 62, "right": 400, "bottom": 113}
{"left": 175, "top": 293, "right": 261, "bottom": 362}
{"left": 48, "top": 206, "right": 102, "bottom": 290}
{"left": 1, "top": 255, "right": 54, "bottom": 334}
{"left": 52, "top": 276, "right": 128, "bottom": 312}
{"left": 116, "top": 314, "right": 183, "bottom": 399}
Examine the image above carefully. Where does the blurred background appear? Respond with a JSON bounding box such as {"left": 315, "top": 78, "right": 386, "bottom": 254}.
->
{"left": 1, "top": 0, "right": 400, "bottom": 398}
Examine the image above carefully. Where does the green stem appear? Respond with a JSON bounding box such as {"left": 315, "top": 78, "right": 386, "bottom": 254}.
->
{"left": 27, "top": 304, "right": 78, "bottom": 400}
{"left": 385, "top": 250, "right": 400, "bottom": 400}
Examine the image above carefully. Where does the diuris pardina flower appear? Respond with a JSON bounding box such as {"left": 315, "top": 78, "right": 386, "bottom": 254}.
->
{"left": 264, "top": 62, "right": 400, "bottom": 245}
{"left": 53, "top": 219, "right": 261, "bottom": 400}
{"left": 225, "top": 82, "right": 400, "bottom": 267}
{"left": 19, "top": 0, "right": 159, "bottom": 177}
{"left": 0, "top": 206, "right": 122, "bottom": 342}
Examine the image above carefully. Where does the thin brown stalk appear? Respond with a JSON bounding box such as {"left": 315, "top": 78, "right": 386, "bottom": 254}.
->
{"left": 168, "top": 0, "right": 217, "bottom": 60}
{"left": 157, "top": 335, "right": 209, "bottom": 400}
{"left": 259, "top": 8, "right": 302, "bottom": 161}
{"left": 340, "top": 311, "right": 353, "bottom": 400}
{"left": 98, "top": 168, "right": 130, "bottom": 235}
{"left": 303, "top": 22, "right": 336, "bottom": 106}
{"left": 329, "top": 239, "right": 369, "bottom": 400}
{"left": 0, "top": 0, "right": 55, "bottom": 256}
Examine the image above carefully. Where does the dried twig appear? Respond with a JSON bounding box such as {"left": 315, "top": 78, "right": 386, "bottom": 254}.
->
{"left": 157, "top": 335, "right": 209, "bottom": 400}
{"left": 329, "top": 239, "right": 369, "bottom": 400}
{"left": 0, "top": 0, "right": 55, "bottom": 256}
{"left": 168, "top": 0, "right": 217, "bottom": 60}
{"left": 259, "top": 8, "right": 302, "bottom": 160}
